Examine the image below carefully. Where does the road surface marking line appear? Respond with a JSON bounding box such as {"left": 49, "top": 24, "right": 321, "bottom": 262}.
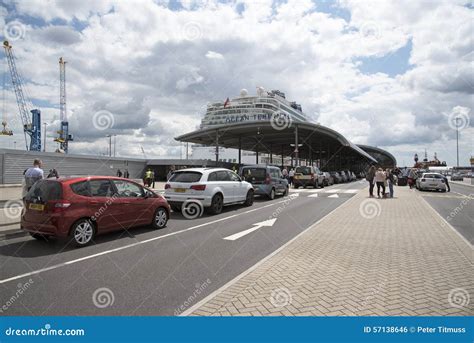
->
{"left": 308, "top": 189, "right": 323, "bottom": 193}
{"left": 328, "top": 194, "right": 339, "bottom": 198}
{"left": 180, "top": 190, "right": 362, "bottom": 316}
{"left": 308, "top": 194, "right": 319, "bottom": 198}
{"left": 343, "top": 189, "right": 358, "bottom": 193}
{"left": 0, "top": 198, "right": 294, "bottom": 285}
{"left": 223, "top": 219, "right": 277, "bottom": 241}
{"left": 325, "top": 189, "right": 341, "bottom": 193}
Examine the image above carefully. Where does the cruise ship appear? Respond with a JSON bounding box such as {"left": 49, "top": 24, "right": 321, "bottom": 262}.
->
{"left": 200, "top": 87, "right": 309, "bottom": 128}
{"left": 191, "top": 87, "right": 309, "bottom": 163}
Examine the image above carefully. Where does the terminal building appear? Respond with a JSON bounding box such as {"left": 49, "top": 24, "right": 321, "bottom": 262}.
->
{"left": 0, "top": 88, "right": 396, "bottom": 184}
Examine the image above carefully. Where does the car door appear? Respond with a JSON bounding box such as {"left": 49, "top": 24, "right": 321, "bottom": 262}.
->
{"left": 112, "top": 179, "right": 148, "bottom": 228}
{"left": 271, "top": 168, "right": 285, "bottom": 193}
{"left": 88, "top": 179, "right": 121, "bottom": 233}
{"left": 228, "top": 170, "right": 247, "bottom": 201}
{"left": 216, "top": 170, "right": 234, "bottom": 203}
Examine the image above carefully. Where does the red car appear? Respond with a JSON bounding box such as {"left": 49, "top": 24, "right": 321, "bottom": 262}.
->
{"left": 21, "top": 176, "right": 170, "bottom": 247}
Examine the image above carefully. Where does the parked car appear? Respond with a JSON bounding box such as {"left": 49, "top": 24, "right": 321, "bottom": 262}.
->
{"left": 293, "top": 166, "right": 324, "bottom": 188}
{"left": 339, "top": 171, "right": 349, "bottom": 183}
{"left": 240, "top": 165, "right": 288, "bottom": 200}
{"left": 21, "top": 177, "right": 170, "bottom": 247}
{"left": 330, "top": 171, "right": 342, "bottom": 184}
{"left": 321, "top": 172, "right": 334, "bottom": 186}
{"left": 164, "top": 168, "right": 254, "bottom": 215}
{"left": 416, "top": 173, "right": 447, "bottom": 192}
{"left": 451, "top": 173, "right": 464, "bottom": 181}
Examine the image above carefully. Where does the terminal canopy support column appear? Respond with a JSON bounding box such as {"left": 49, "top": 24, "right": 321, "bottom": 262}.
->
{"left": 215, "top": 130, "right": 219, "bottom": 163}
{"left": 270, "top": 143, "right": 273, "bottom": 164}
{"left": 294, "top": 125, "right": 299, "bottom": 167}
{"left": 238, "top": 136, "right": 242, "bottom": 165}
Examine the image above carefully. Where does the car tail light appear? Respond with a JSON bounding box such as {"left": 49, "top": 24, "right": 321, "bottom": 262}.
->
{"left": 52, "top": 201, "right": 71, "bottom": 213}
{"left": 165, "top": 184, "right": 171, "bottom": 189}
{"left": 265, "top": 174, "right": 271, "bottom": 184}
{"left": 190, "top": 184, "right": 206, "bottom": 191}
{"left": 310, "top": 173, "right": 314, "bottom": 180}
{"left": 421, "top": 178, "right": 425, "bottom": 182}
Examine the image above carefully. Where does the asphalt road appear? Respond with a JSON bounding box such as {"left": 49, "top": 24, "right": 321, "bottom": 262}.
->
{"left": 417, "top": 182, "right": 474, "bottom": 244}
{"left": 0, "top": 181, "right": 367, "bottom": 316}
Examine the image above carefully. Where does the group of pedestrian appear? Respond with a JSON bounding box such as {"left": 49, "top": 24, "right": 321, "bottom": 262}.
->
{"left": 281, "top": 167, "right": 295, "bottom": 186}
{"left": 116, "top": 169, "right": 130, "bottom": 178}
{"left": 366, "top": 165, "right": 397, "bottom": 198}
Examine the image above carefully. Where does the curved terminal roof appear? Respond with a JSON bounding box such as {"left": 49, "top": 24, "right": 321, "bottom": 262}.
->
{"left": 176, "top": 121, "right": 378, "bottom": 164}
{"left": 357, "top": 144, "right": 397, "bottom": 167}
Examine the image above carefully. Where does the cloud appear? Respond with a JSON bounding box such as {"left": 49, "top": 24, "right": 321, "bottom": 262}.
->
{"left": 205, "top": 50, "right": 224, "bottom": 59}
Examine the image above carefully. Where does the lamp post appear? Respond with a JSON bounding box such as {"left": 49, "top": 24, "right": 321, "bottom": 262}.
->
{"left": 106, "top": 134, "right": 112, "bottom": 157}
{"left": 455, "top": 117, "right": 460, "bottom": 167}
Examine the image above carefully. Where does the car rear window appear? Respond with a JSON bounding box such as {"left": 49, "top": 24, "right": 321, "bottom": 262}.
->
{"left": 295, "top": 166, "right": 312, "bottom": 175}
{"left": 241, "top": 168, "right": 266, "bottom": 181}
{"left": 169, "top": 171, "right": 202, "bottom": 183}
{"left": 25, "top": 180, "right": 62, "bottom": 202}
{"left": 70, "top": 181, "right": 90, "bottom": 196}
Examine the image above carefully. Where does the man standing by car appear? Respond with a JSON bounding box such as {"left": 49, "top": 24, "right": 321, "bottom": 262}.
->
{"left": 443, "top": 175, "right": 451, "bottom": 192}
{"left": 288, "top": 168, "right": 295, "bottom": 187}
{"left": 366, "top": 165, "right": 376, "bottom": 197}
{"left": 24, "top": 159, "right": 44, "bottom": 192}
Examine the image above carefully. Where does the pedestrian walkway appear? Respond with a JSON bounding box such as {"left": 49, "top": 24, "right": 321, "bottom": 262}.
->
{"left": 186, "top": 186, "right": 473, "bottom": 316}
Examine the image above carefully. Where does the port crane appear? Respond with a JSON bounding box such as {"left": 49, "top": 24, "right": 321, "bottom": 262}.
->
{"left": 54, "top": 57, "right": 73, "bottom": 153}
{"left": 2, "top": 40, "right": 41, "bottom": 151}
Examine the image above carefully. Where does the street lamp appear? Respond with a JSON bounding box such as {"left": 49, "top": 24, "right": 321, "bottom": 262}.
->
{"left": 106, "top": 134, "right": 112, "bottom": 157}
{"left": 455, "top": 117, "right": 460, "bottom": 167}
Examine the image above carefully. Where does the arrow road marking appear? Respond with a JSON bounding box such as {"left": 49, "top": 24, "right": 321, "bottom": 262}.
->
{"left": 326, "top": 189, "right": 341, "bottom": 193}
{"left": 328, "top": 194, "right": 339, "bottom": 198}
{"left": 223, "top": 218, "right": 277, "bottom": 241}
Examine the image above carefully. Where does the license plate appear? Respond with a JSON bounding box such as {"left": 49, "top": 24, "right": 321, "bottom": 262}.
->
{"left": 29, "top": 203, "right": 44, "bottom": 211}
{"left": 174, "top": 188, "right": 186, "bottom": 193}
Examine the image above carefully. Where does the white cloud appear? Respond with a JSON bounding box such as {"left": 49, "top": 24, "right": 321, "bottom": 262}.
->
{"left": 205, "top": 50, "right": 224, "bottom": 59}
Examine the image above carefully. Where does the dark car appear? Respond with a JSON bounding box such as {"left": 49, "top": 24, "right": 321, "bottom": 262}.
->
{"left": 330, "top": 171, "right": 342, "bottom": 184}
{"left": 21, "top": 176, "right": 170, "bottom": 247}
{"left": 451, "top": 173, "right": 464, "bottom": 181}
{"left": 240, "top": 165, "right": 288, "bottom": 199}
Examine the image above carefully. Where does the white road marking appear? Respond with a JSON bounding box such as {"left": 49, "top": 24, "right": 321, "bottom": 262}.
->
{"left": 308, "top": 189, "right": 324, "bottom": 193}
{"left": 343, "top": 189, "right": 359, "bottom": 194}
{"left": 326, "top": 189, "right": 341, "bottom": 193}
{"left": 223, "top": 218, "right": 277, "bottom": 241}
{"left": 308, "top": 194, "right": 319, "bottom": 198}
{"left": 328, "top": 194, "right": 339, "bottom": 198}
{"left": 0, "top": 198, "right": 295, "bottom": 285}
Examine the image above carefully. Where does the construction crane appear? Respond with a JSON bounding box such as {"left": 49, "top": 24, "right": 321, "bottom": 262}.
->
{"left": 2, "top": 40, "right": 41, "bottom": 151}
{"left": 54, "top": 57, "right": 73, "bottom": 153}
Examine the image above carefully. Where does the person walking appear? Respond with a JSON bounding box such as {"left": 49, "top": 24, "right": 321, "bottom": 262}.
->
{"left": 124, "top": 169, "right": 129, "bottom": 178}
{"left": 375, "top": 167, "right": 386, "bottom": 198}
{"left": 408, "top": 168, "right": 416, "bottom": 189}
{"left": 288, "top": 168, "right": 295, "bottom": 187}
{"left": 144, "top": 168, "right": 152, "bottom": 187}
{"left": 151, "top": 169, "right": 155, "bottom": 188}
{"left": 282, "top": 167, "right": 288, "bottom": 181}
{"left": 167, "top": 165, "right": 176, "bottom": 181}
{"left": 24, "top": 159, "right": 44, "bottom": 192}
{"left": 366, "top": 165, "right": 376, "bottom": 197}
{"left": 116, "top": 169, "right": 123, "bottom": 177}
{"left": 443, "top": 175, "right": 451, "bottom": 192}
{"left": 47, "top": 168, "right": 59, "bottom": 179}
{"left": 386, "top": 168, "right": 395, "bottom": 198}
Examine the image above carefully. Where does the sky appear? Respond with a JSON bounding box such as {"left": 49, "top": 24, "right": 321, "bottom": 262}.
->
{"left": 0, "top": 0, "right": 472, "bottom": 167}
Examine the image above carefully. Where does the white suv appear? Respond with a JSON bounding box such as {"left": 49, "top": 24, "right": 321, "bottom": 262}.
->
{"left": 164, "top": 168, "right": 254, "bottom": 215}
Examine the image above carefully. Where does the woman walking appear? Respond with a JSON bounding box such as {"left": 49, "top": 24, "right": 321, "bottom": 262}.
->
{"left": 386, "top": 169, "right": 395, "bottom": 198}
{"left": 375, "top": 168, "right": 386, "bottom": 198}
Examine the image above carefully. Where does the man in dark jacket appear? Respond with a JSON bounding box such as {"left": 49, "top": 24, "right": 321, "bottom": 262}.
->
{"left": 366, "top": 165, "right": 376, "bottom": 197}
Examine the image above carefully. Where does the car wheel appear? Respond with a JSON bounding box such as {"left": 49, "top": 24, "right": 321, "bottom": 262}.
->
{"left": 244, "top": 190, "right": 254, "bottom": 206}
{"left": 152, "top": 207, "right": 168, "bottom": 229}
{"left": 29, "top": 232, "right": 50, "bottom": 241}
{"left": 268, "top": 188, "right": 275, "bottom": 200}
{"left": 70, "top": 219, "right": 95, "bottom": 247}
{"left": 171, "top": 205, "right": 182, "bottom": 212}
{"left": 208, "top": 193, "right": 224, "bottom": 214}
